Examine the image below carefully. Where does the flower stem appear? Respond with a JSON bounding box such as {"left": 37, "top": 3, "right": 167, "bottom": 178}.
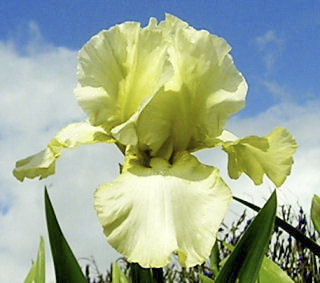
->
{"left": 152, "top": 268, "right": 164, "bottom": 282}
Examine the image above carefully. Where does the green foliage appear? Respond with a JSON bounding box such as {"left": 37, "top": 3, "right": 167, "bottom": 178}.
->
{"left": 219, "top": 203, "right": 320, "bottom": 282}
{"left": 311, "top": 194, "right": 320, "bottom": 234}
{"left": 215, "top": 190, "right": 277, "bottom": 282}
{"left": 274, "top": 204, "right": 320, "bottom": 282}
{"left": 199, "top": 273, "right": 215, "bottom": 282}
{"left": 209, "top": 241, "right": 220, "bottom": 278}
{"left": 112, "top": 262, "right": 128, "bottom": 283}
{"left": 220, "top": 242, "right": 293, "bottom": 283}
{"left": 78, "top": 193, "right": 320, "bottom": 283}
{"left": 234, "top": 195, "right": 320, "bottom": 257}
{"left": 24, "top": 236, "right": 45, "bottom": 283}
{"left": 25, "top": 188, "right": 320, "bottom": 283}
{"left": 129, "top": 263, "right": 153, "bottom": 283}
{"left": 45, "top": 188, "right": 87, "bottom": 283}
{"left": 258, "top": 257, "right": 293, "bottom": 283}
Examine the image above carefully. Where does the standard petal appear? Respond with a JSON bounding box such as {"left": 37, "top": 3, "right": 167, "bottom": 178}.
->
{"left": 13, "top": 122, "right": 113, "bottom": 181}
{"left": 220, "top": 128, "right": 297, "bottom": 187}
{"left": 75, "top": 20, "right": 172, "bottom": 133}
{"left": 134, "top": 15, "right": 247, "bottom": 157}
{"left": 110, "top": 95, "right": 153, "bottom": 147}
{"left": 94, "top": 152, "right": 232, "bottom": 268}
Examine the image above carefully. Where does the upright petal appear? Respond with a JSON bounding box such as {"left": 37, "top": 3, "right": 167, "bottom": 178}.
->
{"left": 13, "top": 122, "right": 114, "bottom": 181}
{"left": 134, "top": 15, "right": 247, "bottom": 157}
{"left": 75, "top": 20, "right": 172, "bottom": 134}
{"left": 94, "top": 152, "right": 232, "bottom": 268}
{"left": 218, "top": 128, "right": 297, "bottom": 187}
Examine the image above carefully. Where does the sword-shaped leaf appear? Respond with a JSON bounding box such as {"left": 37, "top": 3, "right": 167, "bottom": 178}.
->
{"left": 45, "top": 188, "right": 87, "bottom": 283}
{"left": 215, "top": 190, "right": 277, "bottom": 282}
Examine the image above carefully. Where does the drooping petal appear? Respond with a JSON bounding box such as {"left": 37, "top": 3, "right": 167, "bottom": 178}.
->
{"left": 132, "top": 15, "right": 247, "bottom": 157}
{"left": 13, "top": 122, "right": 113, "bottom": 181}
{"left": 94, "top": 152, "right": 232, "bottom": 268}
{"left": 218, "top": 128, "right": 297, "bottom": 187}
{"left": 75, "top": 20, "right": 172, "bottom": 134}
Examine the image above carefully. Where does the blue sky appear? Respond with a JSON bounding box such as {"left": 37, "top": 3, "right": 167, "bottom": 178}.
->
{"left": 1, "top": 0, "right": 320, "bottom": 115}
{"left": 1, "top": 1, "right": 320, "bottom": 281}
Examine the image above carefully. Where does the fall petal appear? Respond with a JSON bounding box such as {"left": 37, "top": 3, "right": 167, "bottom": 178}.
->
{"left": 94, "top": 152, "right": 232, "bottom": 267}
{"left": 220, "top": 128, "right": 297, "bottom": 187}
{"left": 13, "top": 122, "right": 113, "bottom": 181}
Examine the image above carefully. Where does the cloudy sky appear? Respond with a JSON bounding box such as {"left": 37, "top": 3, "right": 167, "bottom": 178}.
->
{"left": 1, "top": 1, "right": 319, "bottom": 282}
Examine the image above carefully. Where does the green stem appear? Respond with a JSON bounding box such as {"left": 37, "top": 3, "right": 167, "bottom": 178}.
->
{"left": 116, "top": 142, "right": 126, "bottom": 155}
{"left": 129, "top": 263, "right": 157, "bottom": 283}
{"left": 152, "top": 268, "right": 164, "bottom": 282}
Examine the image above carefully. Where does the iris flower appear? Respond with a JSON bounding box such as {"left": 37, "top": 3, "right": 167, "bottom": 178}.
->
{"left": 13, "top": 15, "right": 296, "bottom": 268}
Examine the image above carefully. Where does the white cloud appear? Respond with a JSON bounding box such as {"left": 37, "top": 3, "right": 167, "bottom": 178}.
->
{"left": 1, "top": 22, "right": 319, "bottom": 282}
{"left": 262, "top": 80, "right": 291, "bottom": 102}
{"left": 0, "top": 25, "right": 121, "bottom": 282}
{"left": 255, "top": 31, "right": 282, "bottom": 50}
{"left": 262, "top": 80, "right": 317, "bottom": 104}
{"left": 255, "top": 30, "right": 284, "bottom": 71}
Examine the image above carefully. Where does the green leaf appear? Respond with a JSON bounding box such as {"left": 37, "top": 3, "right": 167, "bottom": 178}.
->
{"left": 128, "top": 263, "right": 164, "bottom": 283}
{"left": 44, "top": 188, "right": 87, "bottom": 283}
{"left": 24, "top": 236, "right": 45, "bottom": 283}
{"left": 112, "top": 262, "right": 128, "bottom": 283}
{"left": 209, "top": 240, "right": 220, "bottom": 277}
{"left": 215, "top": 190, "right": 277, "bottom": 283}
{"left": 311, "top": 194, "right": 320, "bottom": 234}
{"left": 222, "top": 242, "right": 292, "bottom": 283}
{"left": 234, "top": 195, "right": 320, "bottom": 257}
{"left": 258, "top": 257, "right": 293, "bottom": 283}
{"left": 129, "top": 263, "right": 153, "bottom": 283}
{"left": 199, "top": 274, "right": 215, "bottom": 283}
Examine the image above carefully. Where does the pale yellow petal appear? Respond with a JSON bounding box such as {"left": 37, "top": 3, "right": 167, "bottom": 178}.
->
{"left": 110, "top": 96, "right": 153, "bottom": 147}
{"left": 13, "top": 149, "right": 56, "bottom": 181}
{"left": 75, "top": 86, "right": 119, "bottom": 132}
{"left": 220, "top": 128, "right": 297, "bottom": 187}
{"left": 76, "top": 21, "right": 172, "bottom": 133}
{"left": 13, "top": 122, "right": 113, "bottom": 181}
{"left": 94, "top": 152, "right": 232, "bottom": 268}
{"left": 133, "top": 15, "right": 247, "bottom": 157}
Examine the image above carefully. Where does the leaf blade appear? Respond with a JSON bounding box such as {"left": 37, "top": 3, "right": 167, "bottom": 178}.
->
{"left": 209, "top": 240, "right": 220, "bottom": 277}
{"left": 221, "top": 242, "right": 293, "bottom": 283}
{"left": 234, "top": 195, "right": 320, "bottom": 257}
{"left": 112, "top": 262, "right": 128, "bottom": 283}
{"left": 259, "top": 256, "right": 293, "bottom": 283}
{"left": 24, "top": 236, "right": 45, "bottom": 283}
{"left": 311, "top": 194, "right": 320, "bottom": 234}
{"left": 216, "top": 190, "right": 277, "bottom": 282}
{"left": 44, "top": 187, "right": 87, "bottom": 283}
{"left": 129, "top": 263, "right": 153, "bottom": 283}
{"left": 199, "top": 273, "right": 215, "bottom": 283}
